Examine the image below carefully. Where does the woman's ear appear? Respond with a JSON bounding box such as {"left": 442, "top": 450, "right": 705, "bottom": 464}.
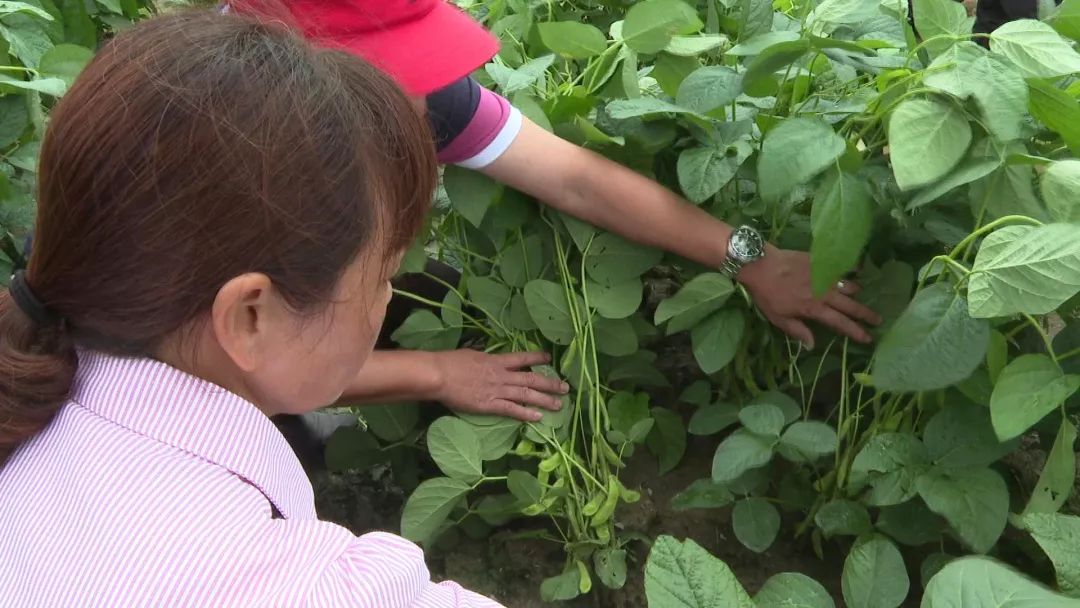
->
{"left": 210, "top": 273, "right": 276, "bottom": 372}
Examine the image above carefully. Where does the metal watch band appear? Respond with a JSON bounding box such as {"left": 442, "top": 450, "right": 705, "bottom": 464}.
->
{"left": 719, "top": 256, "right": 742, "bottom": 278}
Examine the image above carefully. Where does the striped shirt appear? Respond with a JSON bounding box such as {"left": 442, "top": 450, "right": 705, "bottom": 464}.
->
{"left": 0, "top": 351, "right": 502, "bottom": 607}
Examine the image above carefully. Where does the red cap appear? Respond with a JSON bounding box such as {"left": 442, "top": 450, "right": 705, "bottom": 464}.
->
{"left": 233, "top": 0, "right": 500, "bottom": 96}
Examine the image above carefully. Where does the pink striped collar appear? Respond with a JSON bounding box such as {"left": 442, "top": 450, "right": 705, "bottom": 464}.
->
{"left": 68, "top": 351, "right": 315, "bottom": 520}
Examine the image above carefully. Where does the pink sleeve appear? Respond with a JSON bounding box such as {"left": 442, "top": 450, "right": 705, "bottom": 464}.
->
{"left": 436, "top": 88, "right": 523, "bottom": 169}
{"left": 303, "top": 531, "right": 505, "bottom": 608}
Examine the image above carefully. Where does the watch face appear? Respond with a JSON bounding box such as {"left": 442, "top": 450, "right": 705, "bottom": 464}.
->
{"left": 729, "top": 226, "right": 765, "bottom": 262}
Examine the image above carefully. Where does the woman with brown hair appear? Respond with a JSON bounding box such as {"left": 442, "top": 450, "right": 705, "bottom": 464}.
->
{"left": 0, "top": 9, "right": 500, "bottom": 608}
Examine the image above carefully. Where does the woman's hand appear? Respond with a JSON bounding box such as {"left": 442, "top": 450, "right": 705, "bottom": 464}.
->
{"left": 430, "top": 350, "right": 568, "bottom": 422}
{"left": 738, "top": 245, "right": 881, "bottom": 349}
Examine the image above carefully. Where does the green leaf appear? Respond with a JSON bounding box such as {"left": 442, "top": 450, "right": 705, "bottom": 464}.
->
{"left": 1050, "top": 0, "right": 1080, "bottom": 42}
{"left": 652, "top": 51, "right": 699, "bottom": 97}
{"left": 857, "top": 260, "right": 915, "bottom": 333}
{"left": 738, "top": 403, "right": 785, "bottom": 437}
{"left": 647, "top": 406, "right": 687, "bottom": 474}
{"left": 362, "top": 404, "right": 419, "bottom": 442}
{"left": 655, "top": 273, "right": 735, "bottom": 334}
{"left": 924, "top": 402, "right": 1017, "bottom": 468}
{"left": 1028, "top": 79, "right": 1080, "bottom": 156}
{"left": 807, "top": 0, "right": 882, "bottom": 31}
{"left": 923, "top": 43, "right": 1027, "bottom": 142}
{"left": 645, "top": 536, "right": 755, "bottom": 608}
{"left": 0, "top": 18, "right": 53, "bottom": 68}
{"left": 728, "top": 31, "right": 802, "bottom": 56}
{"left": 593, "top": 316, "right": 639, "bottom": 356}
{"left": 755, "top": 573, "right": 835, "bottom": 608}
{"left": 665, "top": 34, "right": 728, "bottom": 56}
{"left": 877, "top": 500, "right": 945, "bottom": 547}
{"left": 1041, "top": 160, "right": 1080, "bottom": 222}
{"left": 732, "top": 497, "right": 780, "bottom": 553}
{"left": 37, "top": 43, "right": 92, "bottom": 87}
{"left": 443, "top": 165, "right": 503, "bottom": 227}
{"left": 842, "top": 535, "right": 910, "bottom": 608}
{"left": 676, "top": 66, "right": 741, "bottom": 114}
{"left": 95, "top": 0, "right": 122, "bottom": 13}
{"left": 907, "top": 157, "right": 1002, "bottom": 210}
{"left": 57, "top": 0, "right": 95, "bottom": 48}
{"left": 816, "top": 500, "right": 873, "bottom": 538}
{"left": 691, "top": 308, "right": 746, "bottom": 374}
{"left": 970, "top": 161, "right": 1048, "bottom": 222}
{"left": 778, "top": 421, "right": 838, "bottom": 463}
{"left": 0, "top": 75, "right": 65, "bottom": 96}
{"left": 324, "top": 426, "right": 381, "bottom": 473}
{"left": 537, "top": 21, "right": 608, "bottom": 59}
{"left": 680, "top": 380, "right": 713, "bottom": 407}
{"left": 757, "top": 117, "right": 846, "bottom": 203}
{"left": 810, "top": 170, "right": 873, "bottom": 296}
{"left": 1023, "top": 419, "right": 1077, "bottom": 516}
{"left": 916, "top": 468, "right": 1008, "bottom": 554}
{"left": 466, "top": 276, "right": 512, "bottom": 326}
{"left": 623, "top": 0, "right": 703, "bottom": 54}
{"left": 850, "top": 433, "right": 930, "bottom": 506}
{"left": 741, "top": 39, "right": 812, "bottom": 97}
{"left": 0, "top": 94, "right": 29, "bottom": 149}
{"left": 472, "top": 417, "right": 522, "bottom": 461}
{"left": 968, "top": 223, "right": 1080, "bottom": 317}
{"left": 540, "top": 568, "right": 581, "bottom": 602}
{"left": 523, "top": 279, "right": 580, "bottom": 345}
{"left": 990, "top": 354, "right": 1080, "bottom": 441}
{"left": 677, "top": 140, "right": 753, "bottom": 204}
{"left": 594, "top": 548, "right": 628, "bottom": 590}
{"left": 912, "top": 0, "right": 972, "bottom": 57}
{"left": 584, "top": 232, "right": 663, "bottom": 286}
{"left": 426, "top": 417, "right": 483, "bottom": 482}
{"left": 609, "top": 391, "right": 651, "bottom": 436}
{"left": 0, "top": 1, "right": 53, "bottom": 20}
{"left": 739, "top": 0, "right": 776, "bottom": 40}
{"left": 1023, "top": 513, "right": 1080, "bottom": 597}
{"left": 672, "top": 478, "right": 734, "bottom": 510}
{"left": 507, "top": 469, "right": 543, "bottom": 505}
{"left": 485, "top": 54, "right": 556, "bottom": 95}
{"left": 990, "top": 19, "right": 1080, "bottom": 78}
{"left": 871, "top": 283, "right": 989, "bottom": 392}
{"left": 888, "top": 98, "right": 972, "bottom": 191}
{"left": 400, "top": 477, "right": 471, "bottom": 544}
{"left": 605, "top": 97, "right": 701, "bottom": 119}
{"left": 688, "top": 402, "right": 739, "bottom": 435}
{"left": 586, "top": 277, "right": 642, "bottom": 319}
{"left": 712, "top": 428, "right": 774, "bottom": 483}
{"left": 754, "top": 391, "right": 803, "bottom": 425}
{"left": 391, "top": 309, "right": 460, "bottom": 351}
{"left": 923, "top": 556, "right": 1080, "bottom": 607}
{"left": 500, "top": 233, "right": 543, "bottom": 288}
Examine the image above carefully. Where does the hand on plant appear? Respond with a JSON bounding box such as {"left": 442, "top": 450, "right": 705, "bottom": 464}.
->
{"left": 430, "top": 349, "right": 568, "bottom": 422}
{"left": 738, "top": 245, "right": 881, "bottom": 348}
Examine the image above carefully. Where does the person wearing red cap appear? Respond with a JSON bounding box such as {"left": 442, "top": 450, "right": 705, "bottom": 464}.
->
{"left": 224, "top": 0, "right": 880, "bottom": 428}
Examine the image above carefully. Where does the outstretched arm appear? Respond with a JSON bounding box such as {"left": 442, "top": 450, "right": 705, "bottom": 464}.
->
{"left": 479, "top": 118, "right": 880, "bottom": 348}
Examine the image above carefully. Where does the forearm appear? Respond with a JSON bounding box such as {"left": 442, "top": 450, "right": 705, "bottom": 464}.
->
{"left": 560, "top": 152, "right": 734, "bottom": 269}
{"left": 482, "top": 119, "right": 734, "bottom": 269}
{"left": 339, "top": 350, "right": 443, "bottom": 404}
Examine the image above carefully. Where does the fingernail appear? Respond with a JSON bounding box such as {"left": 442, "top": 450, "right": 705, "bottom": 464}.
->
{"left": 531, "top": 411, "right": 544, "bottom": 422}
{"left": 560, "top": 382, "right": 570, "bottom": 392}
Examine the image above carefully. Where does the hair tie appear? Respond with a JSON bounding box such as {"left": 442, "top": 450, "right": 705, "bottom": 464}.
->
{"left": 9, "top": 270, "right": 60, "bottom": 327}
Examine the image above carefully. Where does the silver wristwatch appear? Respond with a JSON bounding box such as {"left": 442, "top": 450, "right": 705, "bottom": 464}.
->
{"left": 719, "top": 225, "right": 766, "bottom": 279}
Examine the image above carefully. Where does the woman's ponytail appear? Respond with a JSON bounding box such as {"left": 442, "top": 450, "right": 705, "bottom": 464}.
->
{"left": 0, "top": 276, "right": 77, "bottom": 467}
